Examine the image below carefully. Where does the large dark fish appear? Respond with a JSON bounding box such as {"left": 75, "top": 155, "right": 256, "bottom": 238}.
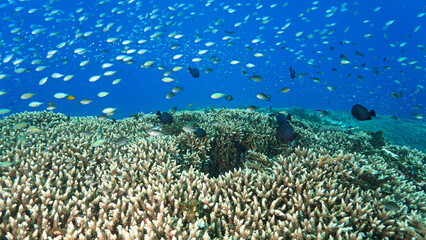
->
{"left": 289, "top": 67, "right": 296, "bottom": 79}
{"left": 276, "top": 113, "right": 295, "bottom": 142}
{"left": 188, "top": 66, "right": 200, "bottom": 78}
{"left": 194, "top": 128, "right": 206, "bottom": 137}
{"left": 276, "top": 113, "right": 291, "bottom": 126}
{"left": 351, "top": 104, "right": 376, "bottom": 121}
{"left": 156, "top": 110, "right": 173, "bottom": 124}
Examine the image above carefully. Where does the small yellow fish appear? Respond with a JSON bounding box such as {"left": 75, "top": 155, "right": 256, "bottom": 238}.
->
{"left": 21, "top": 93, "right": 35, "bottom": 99}
{"left": 79, "top": 99, "right": 94, "bottom": 105}
{"left": 92, "top": 139, "right": 107, "bottom": 147}
{"left": 28, "top": 126, "right": 42, "bottom": 133}
{"left": 340, "top": 59, "right": 350, "bottom": 65}
{"left": 112, "top": 79, "right": 122, "bottom": 85}
{"left": 162, "top": 77, "right": 175, "bottom": 83}
{"left": 280, "top": 87, "right": 290, "bottom": 93}
{"left": 166, "top": 92, "right": 175, "bottom": 99}
{"left": 54, "top": 92, "right": 68, "bottom": 99}
{"left": 63, "top": 75, "right": 74, "bottom": 81}
{"left": 143, "top": 61, "right": 155, "bottom": 68}
{"left": 211, "top": 93, "right": 226, "bottom": 99}
{"left": 98, "top": 92, "right": 109, "bottom": 97}
{"left": 89, "top": 75, "right": 101, "bottom": 82}
{"left": 28, "top": 101, "right": 43, "bottom": 107}
{"left": 173, "top": 66, "right": 183, "bottom": 71}
{"left": 172, "top": 87, "right": 184, "bottom": 93}
{"left": 104, "top": 71, "right": 116, "bottom": 76}
{"left": 13, "top": 122, "right": 28, "bottom": 129}
{"left": 102, "top": 107, "right": 116, "bottom": 114}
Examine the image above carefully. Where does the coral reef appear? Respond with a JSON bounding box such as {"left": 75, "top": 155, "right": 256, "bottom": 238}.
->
{"left": 0, "top": 109, "right": 425, "bottom": 239}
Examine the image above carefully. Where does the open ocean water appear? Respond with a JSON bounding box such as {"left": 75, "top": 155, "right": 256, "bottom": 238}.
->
{"left": 0, "top": 0, "right": 424, "bottom": 119}
{"left": 0, "top": 0, "right": 426, "bottom": 239}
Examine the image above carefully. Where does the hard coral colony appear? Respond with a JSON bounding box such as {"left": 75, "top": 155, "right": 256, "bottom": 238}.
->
{"left": 0, "top": 109, "right": 425, "bottom": 239}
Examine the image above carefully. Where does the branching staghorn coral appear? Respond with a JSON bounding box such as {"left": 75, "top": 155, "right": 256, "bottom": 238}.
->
{"left": 0, "top": 110, "right": 425, "bottom": 239}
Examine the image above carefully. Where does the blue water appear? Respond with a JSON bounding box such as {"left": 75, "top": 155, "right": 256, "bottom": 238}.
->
{"left": 0, "top": 0, "right": 424, "bottom": 120}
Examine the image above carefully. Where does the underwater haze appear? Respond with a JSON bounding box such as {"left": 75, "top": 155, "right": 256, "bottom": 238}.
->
{"left": 0, "top": 0, "right": 425, "bottom": 120}
{"left": 2, "top": 1, "right": 426, "bottom": 239}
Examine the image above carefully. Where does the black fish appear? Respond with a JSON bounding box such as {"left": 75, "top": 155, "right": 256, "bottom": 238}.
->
{"left": 276, "top": 113, "right": 295, "bottom": 142}
{"left": 276, "top": 113, "right": 291, "bottom": 126}
{"left": 277, "top": 122, "right": 295, "bottom": 142}
{"left": 188, "top": 66, "right": 200, "bottom": 78}
{"left": 391, "top": 91, "right": 402, "bottom": 98}
{"left": 351, "top": 104, "right": 376, "bottom": 121}
{"left": 289, "top": 67, "right": 296, "bottom": 79}
{"left": 194, "top": 128, "right": 206, "bottom": 137}
{"left": 225, "top": 95, "right": 233, "bottom": 101}
{"left": 156, "top": 110, "right": 173, "bottom": 124}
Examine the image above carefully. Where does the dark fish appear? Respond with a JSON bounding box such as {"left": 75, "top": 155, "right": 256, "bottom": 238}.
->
{"left": 225, "top": 95, "right": 233, "bottom": 101}
{"left": 276, "top": 113, "right": 295, "bottom": 142}
{"left": 194, "top": 128, "right": 206, "bottom": 137}
{"left": 276, "top": 113, "right": 291, "bottom": 126}
{"left": 391, "top": 91, "right": 402, "bottom": 98}
{"left": 156, "top": 110, "right": 173, "bottom": 124}
{"left": 188, "top": 66, "right": 200, "bottom": 78}
{"left": 351, "top": 104, "right": 376, "bottom": 121}
{"left": 355, "top": 51, "right": 364, "bottom": 57}
{"left": 129, "top": 114, "right": 139, "bottom": 120}
{"left": 340, "top": 53, "right": 348, "bottom": 60}
{"left": 277, "top": 122, "right": 295, "bottom": 142}
{"left": 289, "top": 67, "right": 296, "bottom": 79}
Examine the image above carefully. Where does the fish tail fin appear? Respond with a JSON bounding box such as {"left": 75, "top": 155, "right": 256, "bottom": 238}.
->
{"left": 286, "top": 114, "right": 292, "bottom": 121}
{"left": 156, "top": 110, "right": 161, "bottom": 116}
{"left": 369, "top": 110, "right": 376, "bottom": 117}
{"left": 292, "top": 132, "right": 298, "bottom": 141}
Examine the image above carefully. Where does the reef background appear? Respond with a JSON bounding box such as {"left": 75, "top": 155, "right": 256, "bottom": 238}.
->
{"left": 287, "top": 107, "right": 426, "bottom": 153}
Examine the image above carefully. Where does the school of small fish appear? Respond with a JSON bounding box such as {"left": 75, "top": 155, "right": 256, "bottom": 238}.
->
{"left": 0, "top": 1, "right": 424, "bottom": 120}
